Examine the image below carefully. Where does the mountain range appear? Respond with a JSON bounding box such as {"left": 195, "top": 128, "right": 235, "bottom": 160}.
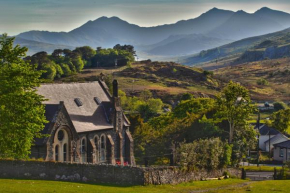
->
{"left": 12, "top": 7, "right": 290, "bottom": 58}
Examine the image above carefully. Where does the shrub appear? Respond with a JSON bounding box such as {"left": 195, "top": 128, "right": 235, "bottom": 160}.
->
{"left": 273, "top": 101, "right": 288, "bottom": 111}
{"left": 203, "top": 70, "right": 214, "bottom": 76}
{"left": 256, "top": 78, "right": 269, "bottom": 85}
{"left": 176, "top": 138, "right": 229, "bottom": 171}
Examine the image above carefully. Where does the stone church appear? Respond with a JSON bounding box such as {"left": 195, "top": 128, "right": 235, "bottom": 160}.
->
{"left": 31, "top": 78, "right": 135, "bottom": 166}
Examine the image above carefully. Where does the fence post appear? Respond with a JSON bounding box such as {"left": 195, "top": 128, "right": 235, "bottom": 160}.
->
{"left": 273, "top": 167, "right": 277, "bottom": 180}
{"left": 241, "top": 168, "right": 246, "bottom": 179}
{"left": 169, "top": 154, "right": 174, "bottom": 166}
{"left": 144, "top": 157, "right": 149, "bottom": 167}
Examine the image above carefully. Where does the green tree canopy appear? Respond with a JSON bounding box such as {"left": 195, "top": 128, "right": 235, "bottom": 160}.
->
{"left": 215, "top": 81, "right": 255, "bottom": 143}
{"left": 270, "top": 109, "right": 290, "bottom": 133}
{"left": 0, "top": 34, "right": 47, "bottom": 159}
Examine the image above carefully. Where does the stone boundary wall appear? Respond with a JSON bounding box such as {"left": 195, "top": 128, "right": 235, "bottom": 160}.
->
{"left": 0, "top": 160, "right": 144, "bottom": 185}
{"left": 0, "top": 160, "right": 241, "bottom": 185}
{"left": 143, "top": 166, "right": 241, "bottom": 185}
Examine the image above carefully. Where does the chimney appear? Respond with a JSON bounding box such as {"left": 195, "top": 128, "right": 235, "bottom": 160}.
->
{"left": 112, "top": 79, "right": 123, "bottom": 132}
{"left": 113, "top": 79, "right": 118, "bottom": 97}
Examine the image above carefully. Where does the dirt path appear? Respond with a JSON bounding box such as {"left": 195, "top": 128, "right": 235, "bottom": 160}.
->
{"left": 189, "top": 181, "right": 253, "bottom": 193}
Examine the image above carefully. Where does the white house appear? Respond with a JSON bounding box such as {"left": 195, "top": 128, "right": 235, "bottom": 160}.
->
{"left": 256, "top": 124, "right": 287, "bottom": 152}
{"left": 273, "top": 140, "right": 290, "bottom": 163}
{"left": 264, "top": 133, "right": 289, "bottom": 152}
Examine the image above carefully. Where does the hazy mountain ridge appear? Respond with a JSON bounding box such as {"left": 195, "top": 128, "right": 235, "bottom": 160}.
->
{"left": 14, "top": 7, "right": 290, "bottom": 57}
{"left": 146, "top": 34, "right": 232, "bottom": 56}
{"left": 206, "top": 10, "right": 284, "bottom": 40}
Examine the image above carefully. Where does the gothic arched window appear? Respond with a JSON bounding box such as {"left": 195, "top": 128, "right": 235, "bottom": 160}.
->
{"left": 100, "top": 135, "right": 106, "bottom": 162}
{"left": 81, "top": 138, "right": 86, "bottom": 163}
{"left": 55, "top": 145, "right": 59, "bottom": 161}
{"left": 94, "top": 136, "right": 99, "bottom": 162}
{"left": 63, "top": 143, "right": 67, "bottom": 162}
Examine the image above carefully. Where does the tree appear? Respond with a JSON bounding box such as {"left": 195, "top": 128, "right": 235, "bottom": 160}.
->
{"left": 71, "top": 56, "right": 84, "bottom": 72}
{"left": 215, "top": 81, "right": 255, "bottom": 143}
{"left": 180, "top": 93, "right": 194, "bottom": 101}
{"left": 60, "top": 63, "right": 72, "bottom": 76}
{"left": 139, "top": 90, "right": 152, "bottom": 101}
{"left": 41, "top": 63, "right": 56, "bottom": 80}
{"left": 270, "top": 109, "right": 290, "bottom": 133}
{"left": 273, "top": 101, "right": 288, "bottom": 111}
{"left": 113, "top": 44, "right": 136, "bottom": 56}
{"left": 51, "top": 49, "right": 63, "bottom": 58}
{"left": 0, "top": 34, "right": 47, "bottom": 159}
{"left": 74, "top": 46, "right": 96, "bottom": 62}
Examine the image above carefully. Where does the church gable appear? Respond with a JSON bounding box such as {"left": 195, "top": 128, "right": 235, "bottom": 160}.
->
{"left": 44, "top": 102, "right": 79, "bottom": 161}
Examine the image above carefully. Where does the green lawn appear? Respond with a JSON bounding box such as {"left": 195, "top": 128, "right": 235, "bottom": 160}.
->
{"left": 0, "top": 179, "right": 247, "bottom": 193}
{"left": 211, "top": 180, "right": 290, "bottom": 193}
{"left": 2, "top": 178, "right": 290, "bottom": 193}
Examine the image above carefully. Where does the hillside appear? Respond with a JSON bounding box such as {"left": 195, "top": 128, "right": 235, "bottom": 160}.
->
{"left": 215, "top": 58, "right": 290, "bottom": 101}
{"left": 57, "top": 62, "right": 221, "bottom": 100}
{"left": 14, "top": 7, "right": 290, "bottom": 58}
{"left": 14, "top": 37, "right": 75, "bottom": 56}
{"left": 54, "top": 58, "right": 290, "bottom": 102}
{"left": 143, "top": 34, "right": 231, "bottom": 56}
{"left": 182, "top": 28, "right": 290, "bottom": 68}
{"left": 235, "top": 33, "right": 290, "bottom": 64}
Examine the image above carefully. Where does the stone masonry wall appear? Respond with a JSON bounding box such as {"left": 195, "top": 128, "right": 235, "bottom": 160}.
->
{"left": 0, "top": 160, "right": 241, "bottom": 185}
{"left": 143, "top": 166, "right": 241, "bottom": 185}
{"left": 0, "top": 160, "right": 144, "bottom": 185}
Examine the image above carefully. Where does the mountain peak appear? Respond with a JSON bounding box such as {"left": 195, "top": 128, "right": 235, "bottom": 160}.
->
{"left": 95, "top": 16, "right": 121, "bottom": 21}
{"left": 257, "top": 7, "right": 272, "bottom": 12}
{"left": 254, "top": 7, "right": 290, "bottom": 17}
{"left": 210, "top": 7, "right": 219, "bottom": 11}
{"left": 236, "top": 10, "right": 247, "bottom": 14}
{"left": 206, "top": 7, "right": 227, "bottom": 13}
{"left": 234, "top": 10, "right": 249, "bottom": 16}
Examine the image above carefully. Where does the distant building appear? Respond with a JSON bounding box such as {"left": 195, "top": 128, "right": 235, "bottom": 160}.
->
{"left": 256, "top": 124, "right": 288, "bottom": 152}
{"left": 273, "top": 140, "right": 290, "bottom": 162}
{"left": 31, "top": 79, "right": 135, "bottom": 166}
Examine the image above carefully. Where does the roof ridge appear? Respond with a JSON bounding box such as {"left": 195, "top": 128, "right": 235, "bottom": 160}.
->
{"left": 40, "top": 81, "right": 99, "bottom": 85}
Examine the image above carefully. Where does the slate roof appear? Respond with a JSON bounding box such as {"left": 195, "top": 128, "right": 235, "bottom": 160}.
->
{"left": 255, "top": 124, "right": 280, "bottom": 135}
{"left": 264, "top": 133, "right": 288, "bottom": 144}
{"left": 274, "top": 140, "right": 290, "bottom": 149}
{"left": 37, "top": 81, "right": 114, "bottom": 133}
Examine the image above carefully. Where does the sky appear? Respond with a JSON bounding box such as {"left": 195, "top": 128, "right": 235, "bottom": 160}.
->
{"left": 1, "top": 0, "right": 290, "bottom": 35}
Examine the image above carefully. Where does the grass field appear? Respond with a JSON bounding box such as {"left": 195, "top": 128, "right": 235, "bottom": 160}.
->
{"left": 0, "top": 179, "right": 245, "bottom": 193}
{"left": 1, "top": 178, "right": 290, "bottom": 193}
